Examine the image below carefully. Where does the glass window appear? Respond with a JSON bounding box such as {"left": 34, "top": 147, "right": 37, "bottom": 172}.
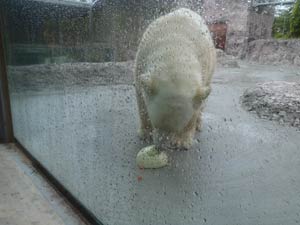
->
{"left": 1, "top": 0, "right": 300, "bottom": 224}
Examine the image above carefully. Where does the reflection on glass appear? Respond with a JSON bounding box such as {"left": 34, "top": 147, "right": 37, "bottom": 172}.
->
{"left": 2, "top": 0, "right": 300, "bottom": 224}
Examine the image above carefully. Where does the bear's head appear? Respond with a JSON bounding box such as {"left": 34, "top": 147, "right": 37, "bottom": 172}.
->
{"left": 140, "top": 68, "right": 210, "bottom": 148}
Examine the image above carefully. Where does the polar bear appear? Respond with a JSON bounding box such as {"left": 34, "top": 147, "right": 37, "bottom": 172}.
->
{"left": 134, "top": 8, "right": 216, "bottom": 150}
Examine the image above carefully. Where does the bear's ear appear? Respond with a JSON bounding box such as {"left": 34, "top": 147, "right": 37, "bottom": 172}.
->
{"left": 193, "top": 86, "right": 211, "bottom": 105}
{"left": 140, "top": 73, "right": 157, "bottom": 95}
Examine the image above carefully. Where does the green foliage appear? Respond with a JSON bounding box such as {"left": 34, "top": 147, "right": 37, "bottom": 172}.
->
{"left": 290, "top": 0, "right": 300, "bottom": 37}
{"left": 272, "top": 9, "right": 291, "bottom": 38}
{"left": 272, "top": 0, "right": 300, "bottom": 39}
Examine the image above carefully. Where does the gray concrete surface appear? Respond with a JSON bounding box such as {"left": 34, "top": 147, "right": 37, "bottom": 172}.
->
{"left": 7, "top": 62, "right": 300, "bottom": 225}
{"left": 0, "top": 144, "right": 87, "bottom": 225}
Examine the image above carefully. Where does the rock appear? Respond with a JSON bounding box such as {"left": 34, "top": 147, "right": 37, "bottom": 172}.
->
{"left": 241, "top": 81, "right": 300, "bottom": 129}
{"left": 294, "top": 56, "right": 300, "bottom": 66}
{"left": 272, "top": 114, "right": 280, "bottom": 121}
{"left": 279, "top": 111, "right": 286, "bottom": 117}
{"left": 223, "top": 60, "right": 240, "bottom": 68}
{"left": 294, "top": 118, "right": 300, "bottom": 126}
{"left": 216, "top": 49, "right": 240, "bottom": 68}
{"left": 136, "top": 145, "right": 168, "bottom": 169}
{"left": 279, "top": 118, "right": 284, "bottom": 124}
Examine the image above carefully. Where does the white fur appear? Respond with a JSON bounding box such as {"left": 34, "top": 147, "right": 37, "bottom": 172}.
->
{"left": 134, "top": 8, "right": 216, "bottom": 149}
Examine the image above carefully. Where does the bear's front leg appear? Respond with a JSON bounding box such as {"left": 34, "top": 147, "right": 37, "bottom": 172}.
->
{"left": 196, "top": 112, "right": 202, "bottom": 132}
{"left": 171, "top": 113, "right": 199, "bottom": 150}
{"left": 136, "top": 88, "right": 153, "bottom": 142}
{"left": 196, "top": 101, "right": 207, "bottom": 132}
{"left": 138, "top": 125, "right": 152, "bottom": 142}
{"left": 137, "top": 109, "right": 153, "bottom": 142}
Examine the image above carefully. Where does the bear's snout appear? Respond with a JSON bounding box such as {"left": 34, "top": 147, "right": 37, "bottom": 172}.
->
{"left": 147, "top": 95, "right": 194, "bottom": 133}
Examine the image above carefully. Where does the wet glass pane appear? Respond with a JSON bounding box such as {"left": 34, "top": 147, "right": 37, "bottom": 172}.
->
{"left": 1, "top": 0, "right": 300, "bottom": 224}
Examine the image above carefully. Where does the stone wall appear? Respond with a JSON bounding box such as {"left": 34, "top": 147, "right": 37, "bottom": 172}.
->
{"left": 91, "top": 0, "right": 204, "bottom": 61}
{"left": 90, "top": 0, "right": 278, "bottom": 59}
{"left": 247, "top": 6, "right": 275, "bottom": 41}
{"left": 91, "top": 0, "right": 255, "bottom": 59}
{"left": 6, "top": 0, "right": 280, "bottom": 64}
{"left": 202, "top": 0, "right": 250, "bottom": 56}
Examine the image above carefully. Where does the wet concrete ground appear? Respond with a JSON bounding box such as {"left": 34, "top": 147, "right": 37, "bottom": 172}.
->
{"left": 7, "top": 62, "right": 300, "bottom": 225}
{"left": 0, "top": 144, "right": 87, "bottom": 225}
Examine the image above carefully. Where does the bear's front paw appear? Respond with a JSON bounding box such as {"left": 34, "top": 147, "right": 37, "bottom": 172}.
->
{"left": 170, "top": 137, "right": 192, "bottom": 150}
{"left": 196, "top": 115, "right": 202, "bottom": 132}
{"left": 181, "top": 138, "right": 193, "bottom": 150}
{"left": 196, "top": 122, "right": 202, "bottom": 132}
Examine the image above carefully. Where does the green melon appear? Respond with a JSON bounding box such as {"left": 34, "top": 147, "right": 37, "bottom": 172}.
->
{"left": 136, "top": 145, "right": 168, "bottom": 169}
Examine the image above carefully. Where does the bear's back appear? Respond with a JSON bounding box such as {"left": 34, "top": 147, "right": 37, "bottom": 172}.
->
{"left": 135, "top": 8, "right": 216, "bottom": 87}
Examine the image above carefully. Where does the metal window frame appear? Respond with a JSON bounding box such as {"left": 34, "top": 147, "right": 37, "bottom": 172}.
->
{"left": 252, "top": 0, "right": 296, "bottom": 7}
{"left": 30, "top": 0, "right": 93, "bottom": 8}
{"left": 0, "top": 14, "right": 13, "bottom": 143}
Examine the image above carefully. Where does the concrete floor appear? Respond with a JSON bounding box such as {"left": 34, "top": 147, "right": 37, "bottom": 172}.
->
{"left": 7, "top": 62, "right": 300, "bottom": 225}
{"left": 0, "top": 144, "right": 87, "bottom": 225}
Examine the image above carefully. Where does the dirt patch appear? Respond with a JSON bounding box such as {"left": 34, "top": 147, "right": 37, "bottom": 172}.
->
{"left": 241, "top": 81, "right": 300, "bottom": 129}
